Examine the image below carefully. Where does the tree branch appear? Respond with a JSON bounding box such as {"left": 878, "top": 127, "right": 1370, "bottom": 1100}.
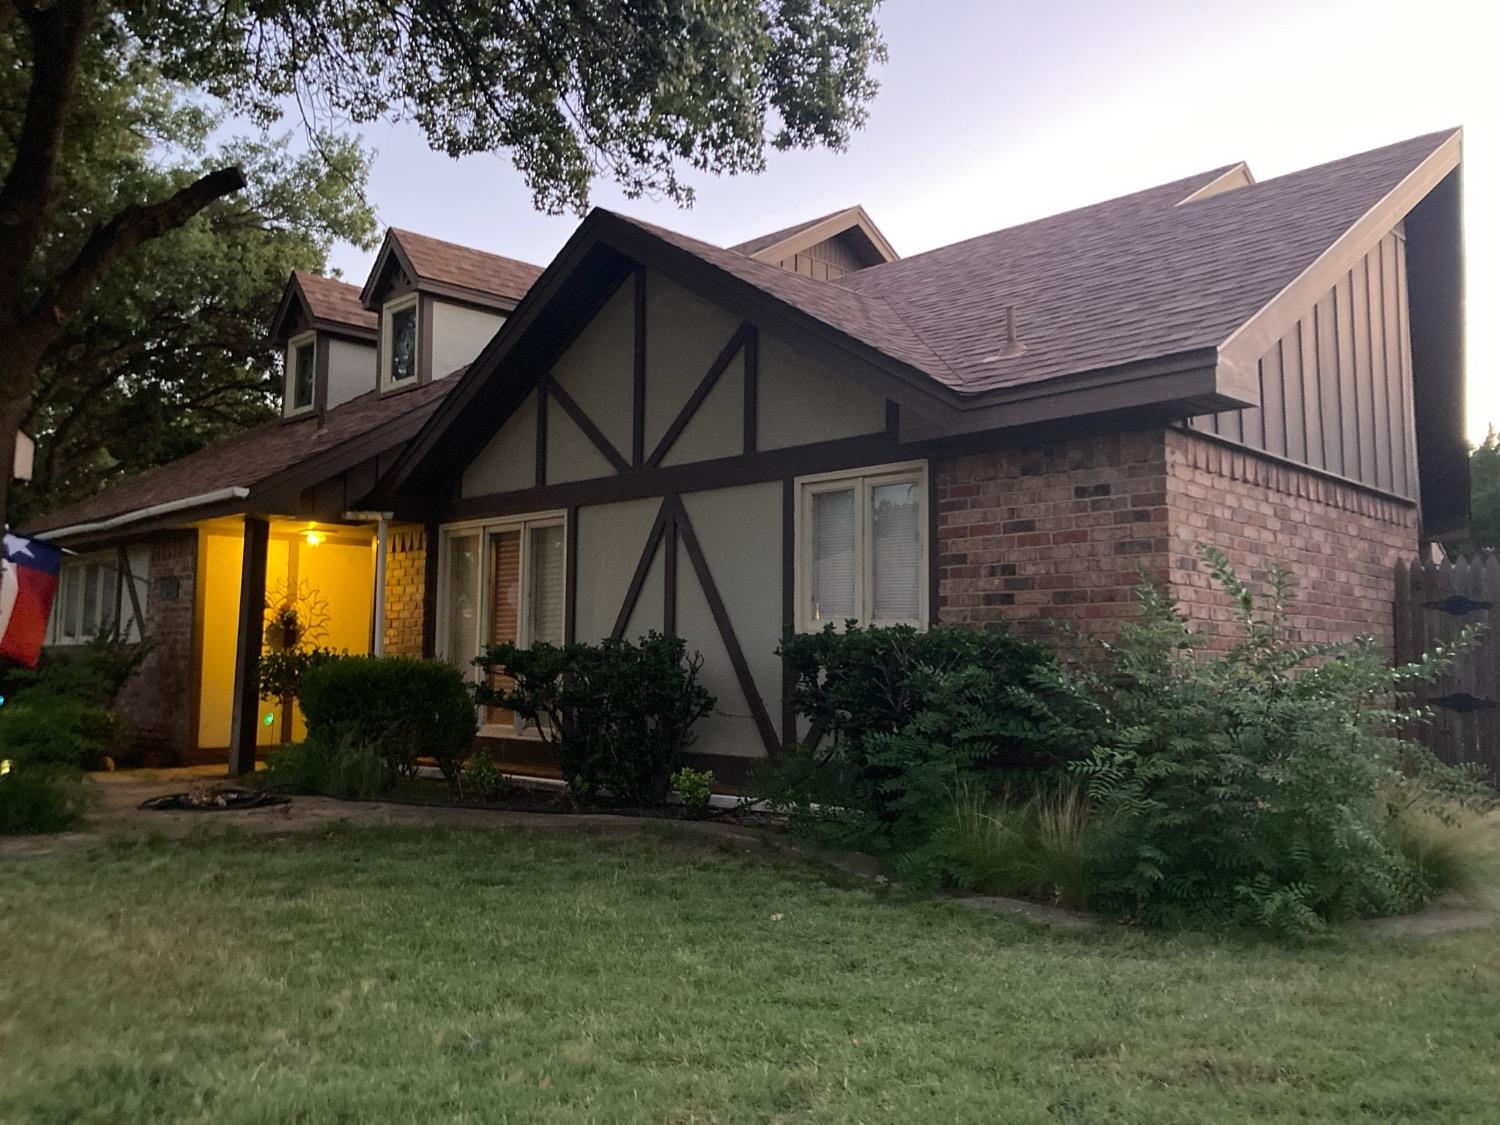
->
{"left": 0, "top": 0, "right": 94, "bottom": 313}
{"left": 31, "top": 165, "right": 247, "bottom": 329}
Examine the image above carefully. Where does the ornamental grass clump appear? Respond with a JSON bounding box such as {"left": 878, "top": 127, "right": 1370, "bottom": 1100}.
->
{"left": 1068, "top": 546, "right": 1490, "bottom": 936}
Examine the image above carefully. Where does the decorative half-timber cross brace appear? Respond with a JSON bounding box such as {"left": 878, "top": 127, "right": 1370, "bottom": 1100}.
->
{"left": 1394, "top": 553, "right": 1500, "bottom": 781}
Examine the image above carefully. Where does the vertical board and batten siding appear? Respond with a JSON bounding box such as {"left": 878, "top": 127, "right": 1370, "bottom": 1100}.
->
{"left": 772, "top": 231, "right": 874, "bottom": 281}
{"left": 1394, "top": 554, "right": 1500, "bottom": 782}
{"left": 450, "top": 266, "right": 894, "bottom": 763}
{"left": 1191, "top": 229, "right": 1420, "bottom": 499}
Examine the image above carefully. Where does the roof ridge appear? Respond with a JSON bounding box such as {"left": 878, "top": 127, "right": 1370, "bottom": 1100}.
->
{"left": 389, "top": 226, "right": 544, "bottom": 270}
{"left": 837, "top": 164, "right": 1240, "bottom": 284}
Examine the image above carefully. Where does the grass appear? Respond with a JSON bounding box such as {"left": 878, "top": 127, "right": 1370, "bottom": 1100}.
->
{"left": 1, "top": 825, "right": 1498, "bottom": 1124}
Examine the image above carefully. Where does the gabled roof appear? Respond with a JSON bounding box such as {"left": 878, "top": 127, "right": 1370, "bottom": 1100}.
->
{"left": 26, "top": 379, "right": 457, "bottom": 542}
{"left": 384, "top": 128, "right": 1462, "bottom": 505}
{"left": 730, "top": 204, "right": 898, "bottom": 266}
{"left": 835, "top": 129, "right": 1460, "bottom": 395}
{"left": 271, "top": 271, "right": 378, "bottom": 344}
{"left": 359, "top": 227, "right": 545, "bottom": 312}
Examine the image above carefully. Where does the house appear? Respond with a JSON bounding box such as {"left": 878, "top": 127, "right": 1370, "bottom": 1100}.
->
{"left": 24, "top": 129, "right": 1466, "bottom": 784}
{"left": 24, "top": 230, "right": 543, "bottom": 768}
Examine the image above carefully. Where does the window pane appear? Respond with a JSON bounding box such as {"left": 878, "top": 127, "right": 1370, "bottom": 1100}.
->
{"left": 444, "top": 533, "right": 480, "bottom": 671}
{"left": 811, "top": 488, "right": 856, "bottom": 621}
{"left": 82, "top": 563, "right": 101, "bottom": 636}
{"left": 293, "top": 341, "right": 315, "bottom": 408}
{"left": 60, "top": 565, "right": 80, "bottom": 639}
{"left": 389, "top": 305, "right": 417, "bottom": 382}
{"left": 485, "top": 530, "right": 521, "bottom": 727}
{"left": 527, "top": 524, "right": 565, "bottom": 647}
{"left": 871, "top": 481, "right": 921, "bottom": 621}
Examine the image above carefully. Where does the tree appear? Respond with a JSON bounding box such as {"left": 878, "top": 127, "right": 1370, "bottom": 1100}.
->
{"left": 1448, "top": 427, "right": 1500, "bottom": 551}
{"left": 5, "top": 41, "right": 377, "bottom": 523}
{"left": 0, "top": 0, "right": 886, "bottom": 533}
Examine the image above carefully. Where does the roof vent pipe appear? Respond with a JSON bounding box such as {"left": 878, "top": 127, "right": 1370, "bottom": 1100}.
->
{"left": 980, "top": 306, "right": 1026, "bottom": 363}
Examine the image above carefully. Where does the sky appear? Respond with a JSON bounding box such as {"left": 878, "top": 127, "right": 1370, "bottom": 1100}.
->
{"left": 321, "top": 0, "right": 1495, "bottom": 440}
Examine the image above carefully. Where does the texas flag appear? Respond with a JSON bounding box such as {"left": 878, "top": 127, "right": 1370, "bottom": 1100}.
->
{"left": 1, "top": 531, "right": 62, "bottom": 668}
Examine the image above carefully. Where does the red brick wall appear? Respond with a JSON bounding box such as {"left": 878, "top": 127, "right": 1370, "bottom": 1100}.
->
{"left": 115, "top": 531, "right": 197, "bottom": 763}
{"left": 1165, "top": 429, "right": 1418, "bottom": 651}
{"left": 935, "top": 431, "right": 1170, "bottom": 642}
{"left": 936, "top": 428, "right": 1419, "bottom": 652}
{"left": 382, "top": 525, "right": 427, "bottom": 656}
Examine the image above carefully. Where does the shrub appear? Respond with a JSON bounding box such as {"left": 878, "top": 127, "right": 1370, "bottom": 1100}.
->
{"left": 298, "top": 656, "right": 477, "bottom": 785}
{"left": 0, "top": 762, "right": 89, "bottom": 834}
{"left": 0, "top": 634, "right": 144, "bottom": 711}
{"left": 1068, "top": 546, "right": 1488, "bottom": 936}
{"left": 476, "top": 632, "right": 715, "bottom": 804}
{"left": 765, "top": 623, "right": 1085, "bottom": 854}
{"left": 261, "top": 736, "right": 387, "bottom": 800}
{"left": 671, "top": 766, "right": 715, "bottom": 817}
{"left": 461, "top": 748, "right": 514, "bottom": 801}
{"left": 0, "top": 692, "right": 126, "bottom": 772}
{"left": 0, "top": 635, "right": 143, "bottom": 771}
{"left": 258, "top": 646, "right": 342, "bottom": 705}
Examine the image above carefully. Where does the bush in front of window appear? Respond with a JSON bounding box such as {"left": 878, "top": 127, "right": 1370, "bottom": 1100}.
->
{"left": 0, "top": 637, "right": 143, "bottom": 832}
{"left": 762, "top": 623, "right": 1088, "bottom": 856}
{"left": 296, "top": 656, "right": 477, "bottom": 787}
{"left": 475, "top": 632, "right": 716, "bottom": 806}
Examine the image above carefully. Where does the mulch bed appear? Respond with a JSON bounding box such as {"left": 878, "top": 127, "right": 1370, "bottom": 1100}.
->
{"left": 140, "top": 787, "right": 291, "bottom": 812}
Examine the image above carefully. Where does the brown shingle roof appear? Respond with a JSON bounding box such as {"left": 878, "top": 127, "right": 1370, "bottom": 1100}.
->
{"left": 26, "top": 380, "right": 457, "bottom": 537}
{"left": 389, "top": 229, "right": 544, "bottom": 305}
{"left": 622, "top": 131, "right": 1456, "bottom": 401}
{"left": 293, "top": 271, "right": 377, "bottom": 334}
{"left": 834, "top": 130, "right": 1457, "bottom": 394}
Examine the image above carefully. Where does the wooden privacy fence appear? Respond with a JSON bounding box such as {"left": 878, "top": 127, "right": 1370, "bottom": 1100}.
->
{"left": 1394, "top": 552, "right": 1500, "bottom": 781}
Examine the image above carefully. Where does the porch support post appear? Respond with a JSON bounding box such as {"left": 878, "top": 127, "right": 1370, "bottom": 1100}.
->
{"left": 228, "top": 516, "right": 269, "bottom": 775}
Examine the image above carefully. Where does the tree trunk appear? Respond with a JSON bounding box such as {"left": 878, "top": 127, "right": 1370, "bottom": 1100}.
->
{"left": 0, "top": 0, "right": 246, "bottom": 535}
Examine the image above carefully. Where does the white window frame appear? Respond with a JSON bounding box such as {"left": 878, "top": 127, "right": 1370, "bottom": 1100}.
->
{"left": 45, "top": 549, "right": 147, "bottom": 647}
{"left": 794, "top": 460, "right": 929, "bottom": 633}
{"left": 284, "top": 330, "right": 317, "bottom": 416}
{"left": 437, "top": 510, "right": 568, "bottom": 738}
{"left": 380, "top": 293, "right": 421, "bottom": 389}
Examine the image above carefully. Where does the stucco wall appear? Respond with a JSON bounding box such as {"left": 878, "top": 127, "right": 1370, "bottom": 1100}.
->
{"left": 430, "top": 301, "right": 504, "bottom": 381}
{"left": 326, "top": 336, "right": 375, "bottom": 410}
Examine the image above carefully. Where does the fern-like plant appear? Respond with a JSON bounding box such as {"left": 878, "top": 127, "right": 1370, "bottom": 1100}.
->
{"left": 1069, "top": 545, "right": 1487, "bottom": 936}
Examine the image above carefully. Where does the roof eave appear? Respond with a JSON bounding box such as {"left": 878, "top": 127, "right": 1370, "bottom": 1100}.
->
{"left": 1219, "top": 129, "right": 1462, "bottom": 374}
{"left": 943, "top": 348, "right": 1251, "bottom": 434}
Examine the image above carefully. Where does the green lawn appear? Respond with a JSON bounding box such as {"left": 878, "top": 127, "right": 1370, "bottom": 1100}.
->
{"left": 1, "top": 825, "right": 1497, "bottom": 1124}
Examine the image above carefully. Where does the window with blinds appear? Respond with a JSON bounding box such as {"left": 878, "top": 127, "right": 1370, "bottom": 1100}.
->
{"left": 439, "top": 512, "right": 567, "bottom": 736}
{"left": 46, "top": 547, "right": 150, "bottom": 646}
{"left": 799, "top": 463, "right": 927, "bottom": 630}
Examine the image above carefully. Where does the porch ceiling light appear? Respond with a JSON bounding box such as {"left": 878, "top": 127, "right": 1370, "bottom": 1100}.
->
{"left": 303, "top": 528, "right": 324, "bottom": 547}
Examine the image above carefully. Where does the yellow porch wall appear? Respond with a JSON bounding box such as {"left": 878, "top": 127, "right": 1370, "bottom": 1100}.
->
{"left": 195, "top": 521, "right": 376, "bottom": 751}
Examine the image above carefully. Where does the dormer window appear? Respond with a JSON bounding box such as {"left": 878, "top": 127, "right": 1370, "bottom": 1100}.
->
{"left": 382, "top": 294, "right": 419, "bottom": 388}
{"left": 286, "top": 332, "right": 316, "bottom": 415}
